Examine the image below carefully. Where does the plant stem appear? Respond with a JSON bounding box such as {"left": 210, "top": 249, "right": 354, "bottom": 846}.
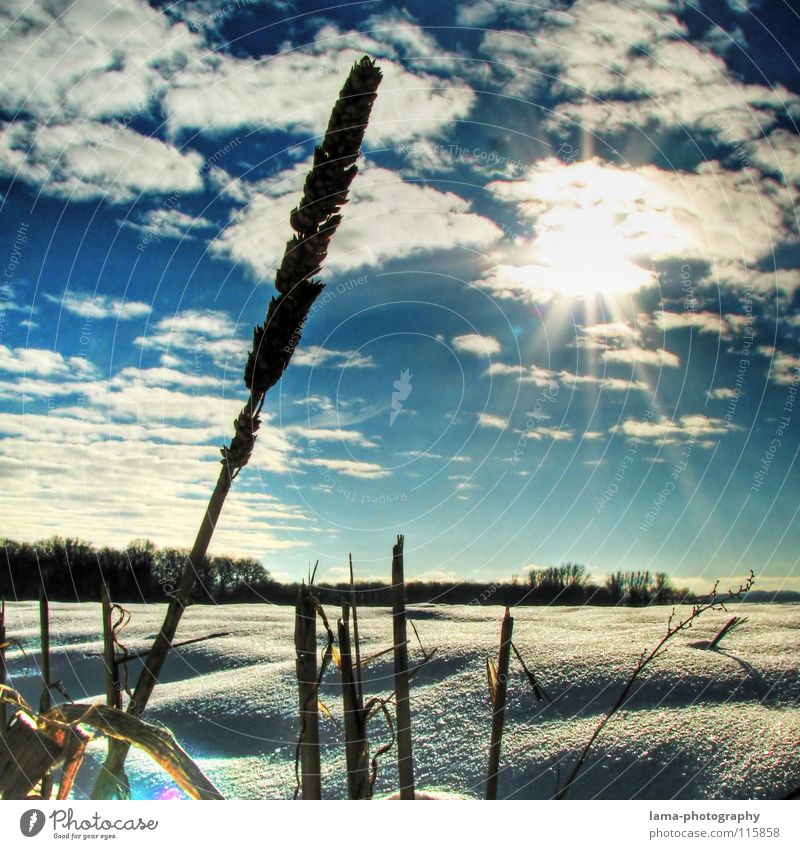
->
{"left": 93, "top": 465, "right": 232, "bottom": 797}
{"left": 486, "top": 607, "right": 514, "bottom": 800}
{"left": 391, "top": 534, "right": 415, "bottom": 799}
{"left": 295, "top": 584, "right": 321, "bottom": 799}
{"left": 100, "top": 585, "right": 122, "bottom": 711}
{"left": 92, "top": 57, "right": 381, "bottom": 798}
{"left": 0, "top": 597, "right": 6, "bottom": 731}
{"left": 38, "top": 590, "right": 52, "bottom": 799}
{"left": 339, "top": 602, "right": 370, "bottom": 799}
{"left": 349, "top": 554, "right": 364, "bottom": 711}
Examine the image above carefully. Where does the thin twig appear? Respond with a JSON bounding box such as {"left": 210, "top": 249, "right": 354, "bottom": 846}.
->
{"left": 556, "top": 571, "right": 756, "bottom": 799}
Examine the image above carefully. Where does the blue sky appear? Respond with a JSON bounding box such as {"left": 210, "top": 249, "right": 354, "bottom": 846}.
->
{"left": 1, "top": 0, "right": 799, "bottom": 591}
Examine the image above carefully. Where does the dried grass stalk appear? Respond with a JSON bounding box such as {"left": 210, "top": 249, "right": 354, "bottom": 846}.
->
{"left": 391, "top": 534, "right": 415, "bottom": 799}
{"left": 52, "top": 703, "right": 223, "bottom": 800}
{"left": 0, "top": 685, "right": 223, "bottom": 800}
{"left": 38, "top": 591, "right": 53, "bottom": 799}
{"left": 708, "top": 615, "right": 747, "bottom": 649}
{"left": 56, "top": 733, "right": 89, "bottom": 801}
{"left": 349, "top": 554, "right": 364, "bottom": 711}
{"left": 511, "top": 641, "right": 551, "bottom": 703}
{"left": 292, "top": 593, "right": 335, "bottom": 800}
{"left": 94, "top": 56, "right": 382, "bottom": 797}
{"left": 295, "top": 584, "right": 321, "bottom": 799}
{"left": 485, "top": 607, "right": 514, "bottom": 800}
{"left": 0, "top": 597, "right": 6, "bottom": 731}
{"left": 338, "top": 602, "right": 370, "bottom": 799}
{"left": 100, "top": 585, "right": 122, "bottom": 711}
{"left": 0, "top": 711, "right": 64, "bottom": 799}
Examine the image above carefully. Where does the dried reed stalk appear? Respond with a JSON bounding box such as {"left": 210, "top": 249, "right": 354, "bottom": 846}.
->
{"left": 292, "top": 594, "right": 335, "bottom": 799}
{"left": 100, "top": 585, "right": 122, "bottom": 711}
{"left": 349, "top": 554, "right": 364, "bottom": 712}
{"left": 0, "top": 598, "right": 6, "bottom": 731}
{"left": 0, "top": 711, "right": 64, "bottom": 799}
{"left": 391, "top": 534, "right": 414, "bottom": 799}
{"left": 295, "top": 583, "right": 321, "bottom": 799}
{"left": 57, "top": 733, "right": 89, "bottom": 801}
{"left": 511, "top": 641, "right": 551, "bottom": 703}
{"left": 91, "top": 585, "right": 125, "bottom": 800}
{"left": 708, "top": 615, "right": 747, "bottom": 649}
{"left": 94, "top": 56, "right": 382, "bottom": 797}
{"left": 0, "top": 685, "right": 223, "bottom": 800}
{"left": 38, "top": 590, "right": 53, "bottom": 799}
{"left": 485, "top": 607, "right": 514, "bottom": 800}
{"left": 339, "top": 601, "right": 370, "bottom": 799}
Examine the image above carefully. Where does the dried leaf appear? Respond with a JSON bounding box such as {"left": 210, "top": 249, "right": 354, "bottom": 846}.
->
{"left": 317, "top": 699, "right": 339, "bottom": 728}
{"left": 486, "top": 657, "right": 498, "bottom": 706}
{"left": 511, "top": 642, "right": 551, "bottom": 703}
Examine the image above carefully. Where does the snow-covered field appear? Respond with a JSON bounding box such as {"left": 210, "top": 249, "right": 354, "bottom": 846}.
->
{"left": 2, "top": 601, "right": 798, "bottom": 800}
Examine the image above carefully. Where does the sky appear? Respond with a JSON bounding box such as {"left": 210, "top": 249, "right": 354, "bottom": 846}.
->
{"left": 0, "top": 0, "right": 799, "bottom": 591}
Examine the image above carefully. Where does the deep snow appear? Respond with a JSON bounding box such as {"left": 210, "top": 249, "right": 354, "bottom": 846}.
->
{"left": 2, "top": 601, "right": 798, "bottom": 800}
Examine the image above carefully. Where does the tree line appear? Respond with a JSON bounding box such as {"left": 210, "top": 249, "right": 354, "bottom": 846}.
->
{"left": 1, "top": 540, "right": 692, "bottom": 607}
{"left": 0, "top": 537, "right": 271, "bottom": 603}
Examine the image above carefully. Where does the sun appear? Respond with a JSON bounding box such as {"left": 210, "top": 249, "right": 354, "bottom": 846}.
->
{"left": 534, "top": 204, "right": 656, "bottom": 298}
{"left": 496, "top": 159, "right": 690, "bottom": 301}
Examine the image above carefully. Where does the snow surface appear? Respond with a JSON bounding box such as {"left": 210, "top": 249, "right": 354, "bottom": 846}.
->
{"left": 2, "top": 601, "right": 798, "bottom": 800}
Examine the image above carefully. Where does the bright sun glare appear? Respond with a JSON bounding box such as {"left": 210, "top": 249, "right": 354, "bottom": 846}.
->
{"left": 506, "top": 160, "right": 690, "bottom": 301}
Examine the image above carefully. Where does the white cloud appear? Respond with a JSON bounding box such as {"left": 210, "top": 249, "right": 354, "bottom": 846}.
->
{"left": 452, "top": 333, "right": 502, "bottom": 356}
{"left": 287, "top": 426, "right": 378, "bottom": 449}
{"left": 603, "top": 347, "right": 681, "bottom": 368}
{"left": 0, "top": 0, "right": 195, "bottom": 123}
{"left": 761, "top": 349, "right": 800, "bottom": 386}
{"left": 581, "top": 322, "right": 641, "bottom": 342}
{"left": 0, "top": 2, "right": 478, "bottom": 210}
{"left": 134, "top": 309, "right": 247, "bottom": 368}
{"left": 478, "top": 0, "right": 799, "bottom": 145}
{"left": 0, "top": 426, "right": 305, "bottom": 556}
{"left": 487, "top": 361, "right": 558, "bottom": 386}
{"left": 515, "top": 423, "right": 573, "bottom": 442}
{"left": 749, "top": 129, "right": 800, "bottom": 187}
{"left": 162, "top": 37, "right": 474, "bottom": 145}
{"left": 615, "top": 413, "right": 728, "bottom": 442}
{"left": 481, "top": 153, "right": 797, "bottom": 304}
{"left": 0, "top": 356, "right": 308, "bottom": 556}
{"left": 455, "top": 0, "right": 498, "bottom": 26}
{"left": 303, "top": 457, "right": 389, "bottom": 479}
{"left": 292, "top": 346, "right": 376, "bottom": 369}
{"left": 212, "top": 162, "right": 502, "bottom": 278}
{"left": 45, "top": 291, "right": 151, "bottom": 320}
{"left": 707, "top": 387, "right": 736, "bottom": 400}
{"left": 478, "top": 412, "right": 507, "bottom": 429}
{"left": 482, "top": 159, "right": 688, "bottom": 301}
{"left": 122, "top": 209, "right": 214, "bottom": 242}
{"left": 0, "top": 344, "right": 95, "bottom": 377}
{"left": 654, "top": 310, "right": 730, "bottom": 337}
{"left": 560, "top": 371, "right": 650, "bottom": 392}
{"left": 0, "top": 121, "right": 205, "bottom": 202}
